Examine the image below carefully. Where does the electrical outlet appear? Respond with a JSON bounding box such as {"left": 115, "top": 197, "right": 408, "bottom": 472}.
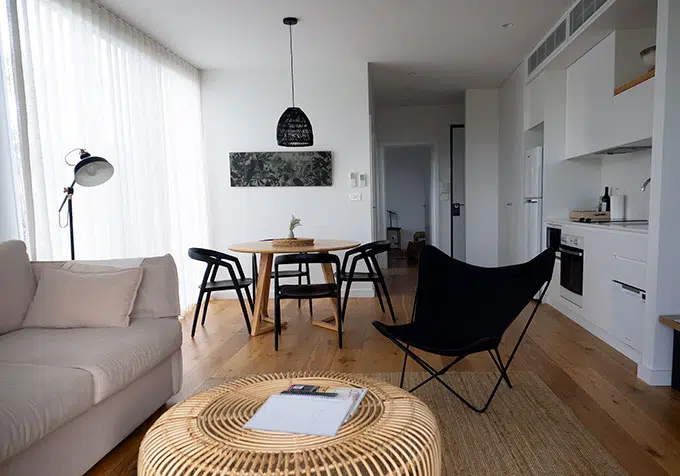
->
{"left": 350, "top": 193, "right": 362, "bottom": 201}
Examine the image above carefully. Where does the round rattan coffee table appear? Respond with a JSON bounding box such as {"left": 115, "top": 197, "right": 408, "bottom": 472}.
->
{"left": 138, "top": 372, "right": 441, "bottom": 475}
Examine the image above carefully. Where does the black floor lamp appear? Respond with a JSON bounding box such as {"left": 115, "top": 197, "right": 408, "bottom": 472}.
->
{"left": 59, "top": 148, "right": 114, "bottom": 260}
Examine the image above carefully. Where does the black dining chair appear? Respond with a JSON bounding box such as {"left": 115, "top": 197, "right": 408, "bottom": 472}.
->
{"left": 251, "top": 240, "right": 313, "bottom": 315}
{"left": 188, "top": 248, "right": 253, "bottom": 337}
{"left": 273, "top": 253, "right": 343, "bottom": 351}
{"left": 373, "top": 245, "right": 555, "bottom": 413}
{"left": 340, "top": 241, "right": 396, "bottom": 323}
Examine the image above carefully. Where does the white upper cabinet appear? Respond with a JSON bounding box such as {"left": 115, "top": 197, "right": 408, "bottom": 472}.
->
{"left": 524, "top": 73, "right": 546, "bottom": 131}
{"left": 566, "top": 33, "right": 616, "bottom": 159}
{"left": 565, "top": 30, "right": 655, "bottom": 160}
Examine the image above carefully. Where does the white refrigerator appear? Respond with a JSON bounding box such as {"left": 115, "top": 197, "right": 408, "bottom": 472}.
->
{"left": 523, "top": 146, "right": 544, "bottom": 261}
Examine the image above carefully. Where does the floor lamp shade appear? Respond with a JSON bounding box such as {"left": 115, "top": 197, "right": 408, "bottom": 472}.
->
{"left": 277, "top": 107, "right": 314, "bottom": 147}
{"left": 74, "top": 154, "right": 114, "bottom": 186}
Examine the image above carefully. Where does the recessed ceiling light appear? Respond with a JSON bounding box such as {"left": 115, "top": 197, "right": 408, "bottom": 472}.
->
{"left": 502, "top": 23, "right": 515, "bottom": 28}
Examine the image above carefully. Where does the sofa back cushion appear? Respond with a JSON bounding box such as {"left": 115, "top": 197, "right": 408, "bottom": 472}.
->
{"left": 21, "top": 267, "right": 143, "bottom": 328}
{"left": 31, "top": 254, "right": 180, "bottom": 319}
{"left": 0, "top": 241, "right": 36, "bottom": 335}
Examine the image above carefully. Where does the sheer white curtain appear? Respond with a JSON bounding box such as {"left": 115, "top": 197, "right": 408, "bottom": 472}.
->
{"left": 6, "top": 0, "right": 209, "bottom": 309}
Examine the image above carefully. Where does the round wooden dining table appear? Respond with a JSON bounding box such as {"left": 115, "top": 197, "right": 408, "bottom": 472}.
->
{"left": 229, "top": 239, "right": 359, "bottom": 336}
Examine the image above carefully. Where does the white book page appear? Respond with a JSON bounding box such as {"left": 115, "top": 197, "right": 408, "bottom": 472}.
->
{"left": 244, "top": 394, "right": 355, "bottom": 437}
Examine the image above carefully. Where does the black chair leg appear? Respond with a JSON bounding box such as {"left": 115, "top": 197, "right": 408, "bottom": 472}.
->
{"left": 374, "top": 281, "right": 386, "bottom": 312}
{"left": 297, "top": 266, "right": 302, "bottom": 308}
{"left": 245, "top": 286, "right": 255, "bottom": 313}
{"left": 378, "top": 278, "right": 397, "bottom": 323}
{"left": 489, "top": 349, "right": 512, "bottom": 388}
{"left": 341, "top": 278, "right": 353, "bottom": 322}
{"left": 200, "top": 291, "right": 212, "bottom": 325}
{"left": 191, "top": 290, "right": 205, "bottom": 338}
{"left": 306, "top": 264, "right": 313, "bottom": 316}
{"left": 337, "top": 289, "right": 343, "bottom": 349}
{"left": 399, "top": 344, "right": 409, "bottom": 388}
{"left": 234, "top": 287, "right": 252, "bottom": 334}
{"left": 274, "top": 296, "right": 281, "bottom": 351}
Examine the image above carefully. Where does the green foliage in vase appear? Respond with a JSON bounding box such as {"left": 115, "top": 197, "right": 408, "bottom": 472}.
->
{"left": 289, "top": 215, "right": 302, "bottom": 232}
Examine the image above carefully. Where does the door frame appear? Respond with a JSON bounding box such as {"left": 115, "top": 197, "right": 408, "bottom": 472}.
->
{"left": 378, "top": 143, "right": 439, "bottom": 250}
{"left": 450, "top": 124, "right": 465, "bottom": 257}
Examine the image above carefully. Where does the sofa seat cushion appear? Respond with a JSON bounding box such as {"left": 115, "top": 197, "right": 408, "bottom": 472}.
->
{"left": 0, "top": 362, "right": 94, "bottom": 463}
{"left": 0, "top": 318, "right": 181, "bottom": 403}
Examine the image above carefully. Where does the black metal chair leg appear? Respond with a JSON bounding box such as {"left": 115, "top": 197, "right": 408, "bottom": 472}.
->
{"left": 378, "top": 278, "right": 397, "bottom": 323}
{"left": 337, "top": 286, "right": 343, "bottom": 349}
{"left": 489, "top": 349, "right": 512, "bottom": 388}
{"left": 399, "top": 345, "right": 409, "bottom": 388}
{"left": 200, "top": 291, "right": 212, "bottom": 325}
{"left": 274, "top": 295, "right": 281, "bottom": 351}
{"left": 341, "top": 278, "right": 353, "bottom": 322}
{"left": 374, "top": 281, "right": 386, "bottom": 312}
{"left": 245, "top": 286, "right": 255, "bottom": 313}
{"left": 298, "top": 264, "right": 302, "bottom": 308}
{"left": 306, "top": 264, "right": 313, "bottom": 316}
{"left": 191, "top": 290, "right": 205, "bottom": 338}
{"left": 234, "top": 287, "right": 252, "bottom": 334}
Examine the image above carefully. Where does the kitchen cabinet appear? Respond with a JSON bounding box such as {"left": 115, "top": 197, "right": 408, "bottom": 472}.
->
{"left": 565, "top": 33, "right": 615, "bottom": 159}
{"left": 565, "top": 30, "right": 655, "bottom": 160}
{"left": 524, "top": 72, "right": 545, "bottom": 131}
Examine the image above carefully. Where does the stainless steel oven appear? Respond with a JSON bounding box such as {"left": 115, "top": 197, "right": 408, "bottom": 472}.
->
{"left": 560, "top": 234, "right": 583, "bottom": 308}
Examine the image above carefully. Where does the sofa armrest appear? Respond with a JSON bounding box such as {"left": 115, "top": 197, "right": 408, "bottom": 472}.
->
{"left": 31, "top": 254, "right": 180, "bottom": 319}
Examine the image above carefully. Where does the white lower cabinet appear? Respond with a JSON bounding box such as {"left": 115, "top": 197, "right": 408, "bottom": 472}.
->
{"left": 611, "top": 280, "right": 646, "bottom": 352}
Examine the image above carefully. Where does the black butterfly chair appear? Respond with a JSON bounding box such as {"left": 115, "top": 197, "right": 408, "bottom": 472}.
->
{"left": 373, "top": 245, "right": 555, "bottom": 413}
{"left": 274, "top": 253, "right": 343, "bottom": 351}
{"left": 340, "top": 241, "right": 396, "bottom": 323}
{"left": 188, "top": 248, "right": 253, "bottom": 337}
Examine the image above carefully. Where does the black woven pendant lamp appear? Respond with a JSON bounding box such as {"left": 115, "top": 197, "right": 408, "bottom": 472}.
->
{"left": 276, "top": 17, "right": 313, "bottom": 147}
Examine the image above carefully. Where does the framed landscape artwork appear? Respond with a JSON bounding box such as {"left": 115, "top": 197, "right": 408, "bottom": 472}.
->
{"left": 229, "top": 151, "right": 333, "bottom": 187}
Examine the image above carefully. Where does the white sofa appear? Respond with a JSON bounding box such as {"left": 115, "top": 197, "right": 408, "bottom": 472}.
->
{"left": 0, "top": 241, "right": 183, "bottom": 476}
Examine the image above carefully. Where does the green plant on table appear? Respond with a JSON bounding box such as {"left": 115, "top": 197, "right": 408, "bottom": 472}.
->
{"left": 288, "top": 215, "right": 302, "bottom": 239}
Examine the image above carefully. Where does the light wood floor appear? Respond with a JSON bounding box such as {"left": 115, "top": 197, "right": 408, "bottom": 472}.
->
{"left": 88, "top": 267, "right": 680, "bottom": 476}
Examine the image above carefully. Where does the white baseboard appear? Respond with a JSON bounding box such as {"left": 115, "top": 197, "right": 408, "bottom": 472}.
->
{"left": 637, "top": 364, "right": 673, "bottom": 386}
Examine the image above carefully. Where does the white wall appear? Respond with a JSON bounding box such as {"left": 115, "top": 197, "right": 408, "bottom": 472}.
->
{"left": 600, "top": 152, "right": 652, "bottom": 220}
{"left": 201, "top": 62, "right": 374, "bottom": 295}
{"left": 465, "top": 89, "right": 499, "bottom": 267}
{"left": 640, "top": 0, "right": 680, "bottom": 385}
{"left": 499, "top": 64, "right": 526, "bottom": 266}
{"left": 384, "top": 146, "right": 431, "bottom": 248}
{"left": 375, "top": 102, "right": 464, "bottom": 255}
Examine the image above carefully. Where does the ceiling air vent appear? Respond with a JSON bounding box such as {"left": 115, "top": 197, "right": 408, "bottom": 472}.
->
{"left": 528, "top": 19, "right": 568, "bottom": 75}
{"left": 569, "top": 0, "right": 608, "bottom": 36}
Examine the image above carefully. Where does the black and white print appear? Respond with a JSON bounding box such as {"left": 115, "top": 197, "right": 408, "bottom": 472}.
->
{"left": 229, "top": 151, "right": 332, "bottom": 187}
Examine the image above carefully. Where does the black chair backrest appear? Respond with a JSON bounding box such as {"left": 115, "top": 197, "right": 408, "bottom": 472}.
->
{"left": 188, "top": 247, "right": 227, "bottom": 266}
{"left": 414, "top": 245, "right": 555, "bottom": 339}
{"left": 275, "top": 253, "right": 340, "bottom": 267}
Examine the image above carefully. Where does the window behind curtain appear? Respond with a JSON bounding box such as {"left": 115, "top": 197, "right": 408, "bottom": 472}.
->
{"left": 2, "top": 0, "right": 209, "bottom": 309}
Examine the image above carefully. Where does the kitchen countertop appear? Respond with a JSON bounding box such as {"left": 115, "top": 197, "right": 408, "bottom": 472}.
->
{"left": 545, "top": 218, "right": 649, "bottom": 235}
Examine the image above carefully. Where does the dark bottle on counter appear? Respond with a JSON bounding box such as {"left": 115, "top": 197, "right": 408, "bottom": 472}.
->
{"left": 602, "top": 186, "right": 611, "bottom": 212}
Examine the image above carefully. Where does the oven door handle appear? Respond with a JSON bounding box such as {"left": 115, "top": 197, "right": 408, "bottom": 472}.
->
{"left": 559, "top": 247, "right": 583, "bottom": 257}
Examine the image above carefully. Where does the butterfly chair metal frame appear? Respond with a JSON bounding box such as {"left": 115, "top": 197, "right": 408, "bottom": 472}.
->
{"left": 373, "top": 245, "right": 555, "bottom": 413}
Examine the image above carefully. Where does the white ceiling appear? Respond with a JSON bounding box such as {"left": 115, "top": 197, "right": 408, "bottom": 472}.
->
{"left": 98, "top": 0, "right": 574, "bottom": 107}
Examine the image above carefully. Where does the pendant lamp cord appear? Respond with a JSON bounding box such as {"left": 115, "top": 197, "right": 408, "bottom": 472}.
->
{"left": 288, "top": 23, "right": 295, "bottom": 107}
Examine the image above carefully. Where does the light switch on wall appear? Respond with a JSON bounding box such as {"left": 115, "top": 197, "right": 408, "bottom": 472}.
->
{"left": 359, "top": 173, "right": 368, "bottom": 187}
{"left": 349, "top": 172, "right": 358, "bottom": 188}
{"left": 349, "top": 193, "right": 362, "bottom": 201}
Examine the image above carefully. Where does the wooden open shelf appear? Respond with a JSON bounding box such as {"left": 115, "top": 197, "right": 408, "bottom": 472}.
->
{"left": 615, "top": 69, "right": 655, "bottom": 96}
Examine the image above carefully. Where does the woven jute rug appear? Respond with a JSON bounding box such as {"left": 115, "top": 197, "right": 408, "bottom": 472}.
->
{"left": 373, "top": 372, "right": 628, "bottom": 476}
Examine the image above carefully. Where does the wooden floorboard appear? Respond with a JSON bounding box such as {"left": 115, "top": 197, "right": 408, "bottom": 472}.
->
{"left": 86, "top": 267, "right": 680, "bottom": 476}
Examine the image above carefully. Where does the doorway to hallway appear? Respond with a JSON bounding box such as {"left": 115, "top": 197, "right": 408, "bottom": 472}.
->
{"left": 383, "top": 145, "right": 432, "bottom": 268}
